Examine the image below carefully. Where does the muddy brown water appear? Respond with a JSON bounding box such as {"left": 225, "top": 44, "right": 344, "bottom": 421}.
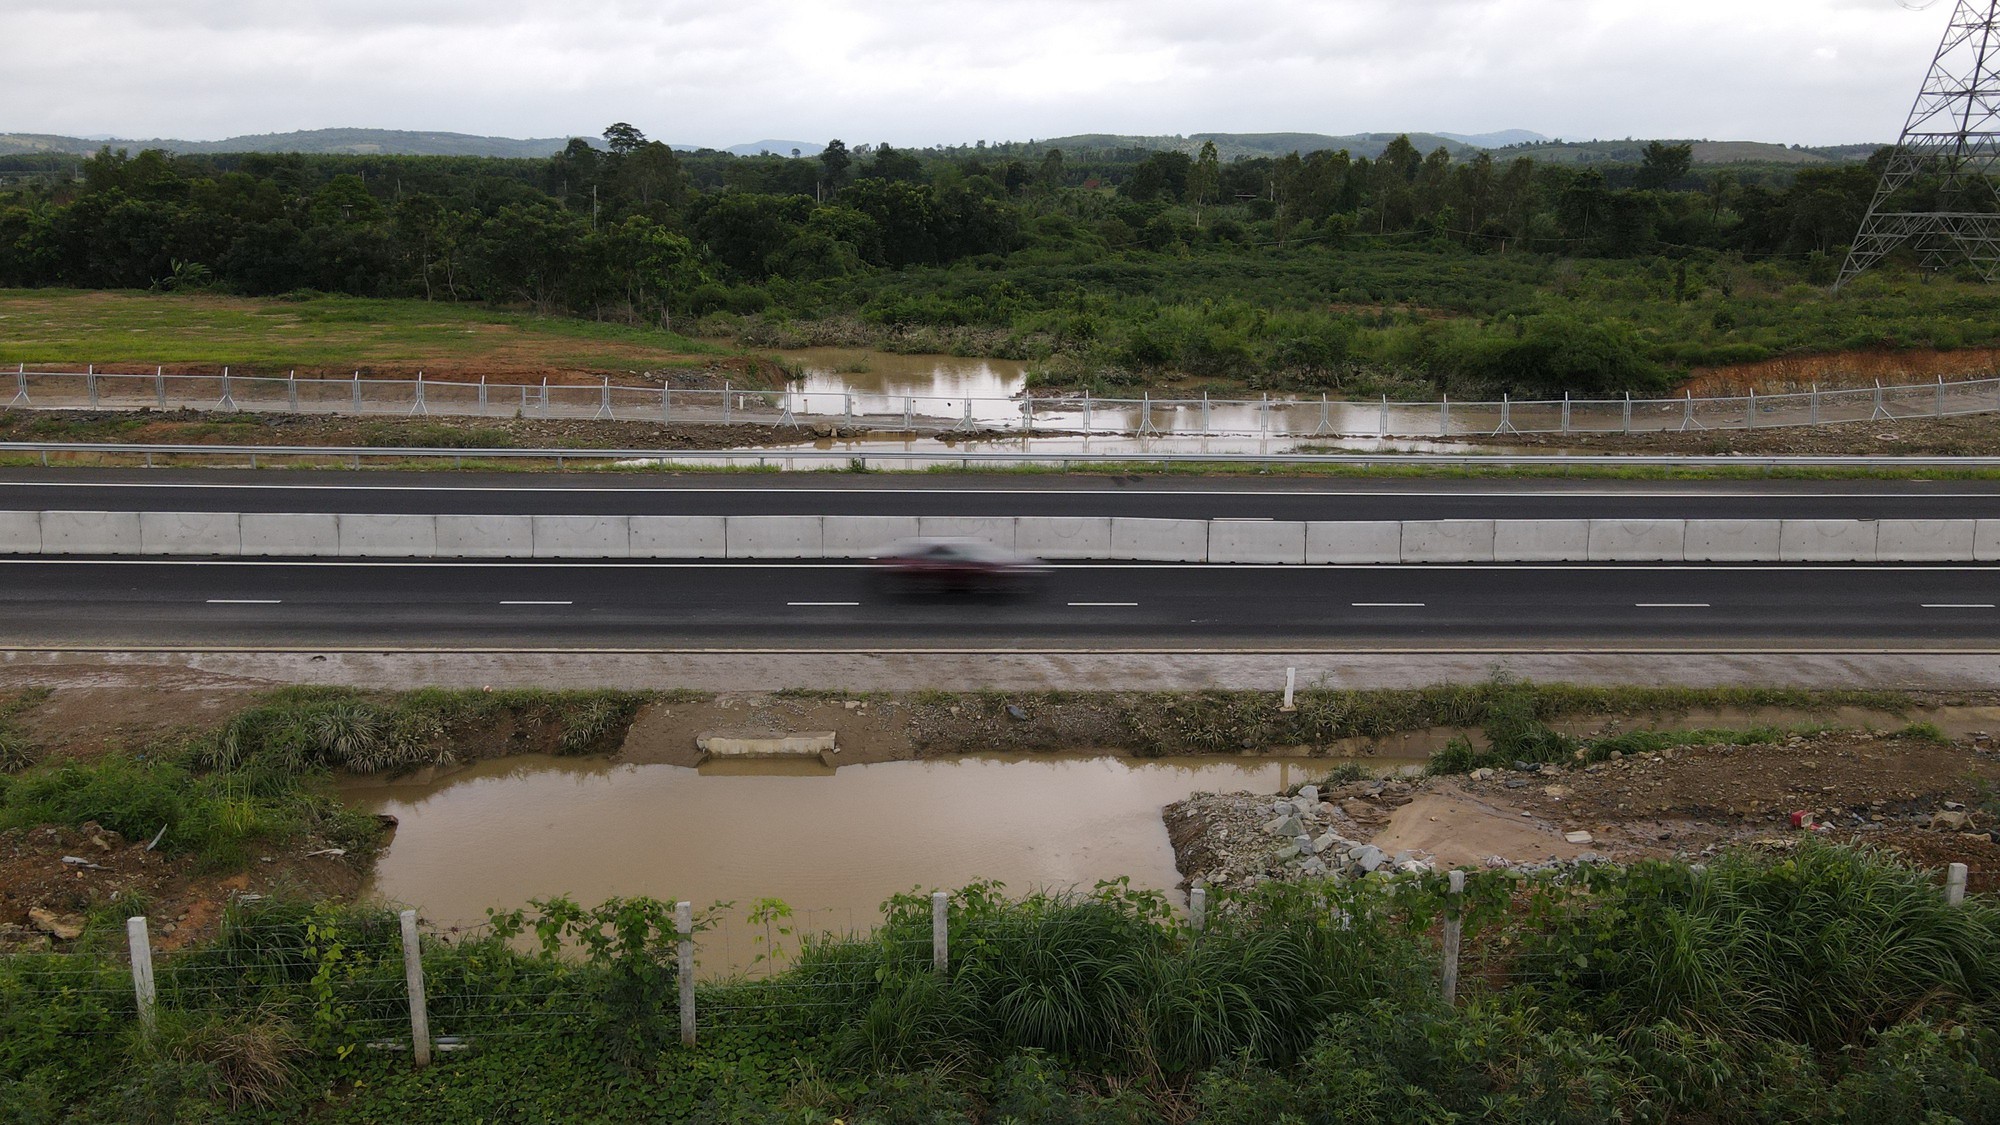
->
{"left": 344, "top": 752, "right": 1416, "bottom": 971}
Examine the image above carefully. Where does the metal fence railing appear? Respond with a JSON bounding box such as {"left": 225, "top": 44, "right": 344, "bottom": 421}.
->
{"left": 9, "top": 364, "right": 2000, "bottom": 438}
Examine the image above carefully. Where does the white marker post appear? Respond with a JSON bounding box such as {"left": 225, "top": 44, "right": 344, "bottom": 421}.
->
{"left": 399, "top": 910, "right": 431, "bottom": 1067}
{"left": 1281, "top": 667, "right": 1297, "bottom": 712}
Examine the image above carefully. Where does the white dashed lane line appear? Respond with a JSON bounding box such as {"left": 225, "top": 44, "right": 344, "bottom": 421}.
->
{"left": 788, "top": 601, "right": 860, "bottom": 607}
{"left": 206, "top": 599, "right": 281, "bottom": 604}
{"left": 1069, "top": 602, "right": 1139, "bottom": 607}
{"left": 500, "top": 600, "right": 573, "bottom": 606}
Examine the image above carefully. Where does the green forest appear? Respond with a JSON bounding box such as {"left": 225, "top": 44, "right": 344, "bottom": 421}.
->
{"left": 3, "top": 126, "right": 1997, "bottom": 397}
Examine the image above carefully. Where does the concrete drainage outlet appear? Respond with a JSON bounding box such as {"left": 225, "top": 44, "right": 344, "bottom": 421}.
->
{"left": 695, "top": 731, "right": 838, "bottom": 765}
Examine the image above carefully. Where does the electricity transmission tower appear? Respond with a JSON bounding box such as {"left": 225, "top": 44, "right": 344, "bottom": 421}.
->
{"left": 1837, "top": 0, "right": 2000, "bottom": 289}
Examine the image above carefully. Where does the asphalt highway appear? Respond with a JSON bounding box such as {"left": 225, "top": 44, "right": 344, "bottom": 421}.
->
{"left": 4, "top": 558, "right": 1997, "bottom": 650}
{"left": 5, "top": 469, "right": 2000, "bottom": 520}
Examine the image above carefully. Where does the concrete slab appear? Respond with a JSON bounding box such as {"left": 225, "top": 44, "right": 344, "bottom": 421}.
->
{"left": 1110, "top": 517, "right": 1209, "bottom": 562}
{"left": 435, "top": 514, "right": 534, "bottom": 558}
{"left": 726, "top": 515, "right": 823, "bottom": 559}
{"left": 337, "top": 514, "right": 437, "bottom": 558}
{"left": 1399, "top": 520, "right": 1495, "bottom": 563}
{"left": 1014, "top": 517, "right": 1113, "bottom": 560}
{"left": 139, "top": 511, "right": 241, "bottom": 556}
{"left": 1588, "top": 519, "right": 1686, "bottom": 563}
{"left": 40, "top": 511, "right": 141, "bottom": 555}
{"left": 630, "top": 516, "right": 727, "bottom": 558}
{"left": 1780, "top": 520, "right": 1878, "bottom": 563}
{"left": 533, "top": 515, "right": 631, "bottom": 558}
{"left": 1684, "top": 520, "right": 1782, "bottom": 563}
{"left": 1207, "top": 520, "right": 1306, "bottom": 564}
{"left": 1877, "top": 519, "right": 1976, "bottom": 562}
{"left": 696, "top": 730, "right": 836, "bottom": 763}
{"left": 241, "top": 513, "right": 338, "bottom": 557}
{"left": 916, "top": 516, "right": 1016, "bottom": 552}
{"left": 821, "top": 515, "right": 921, "bottom": 558}
{"left": 1494, "top": 520, "right": 1589, "bottom": 562}
{"left": 1306, "top": 522, "right": 1401, "bottom": 564}
{"left": 0, "top": 510, "right": 40, "bottom": 554}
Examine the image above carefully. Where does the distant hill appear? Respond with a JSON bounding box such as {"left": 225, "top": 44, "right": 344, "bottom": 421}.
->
{"left": 724, "top": 140, "right": 825, "bottom": 157}
{"left": 1437, "top": 129, "right": 1550, "bottom": 148}
{"left": 1492, "top": 138, "right": 1884, "bottom": 166}
{"left": 0, "top": 128, "right": 580, "bottom": 158}
{"left": 988, "top": 132, "right": 1490, "bottom": 160}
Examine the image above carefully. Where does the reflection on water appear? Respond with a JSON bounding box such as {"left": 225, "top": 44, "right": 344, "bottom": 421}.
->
{"left": 347, "top": 753, "right": 1344, "bottom": 965}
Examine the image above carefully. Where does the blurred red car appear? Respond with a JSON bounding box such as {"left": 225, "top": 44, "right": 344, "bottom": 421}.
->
{"left": 872, "top": 538, "right": 1050, "bottom": 596}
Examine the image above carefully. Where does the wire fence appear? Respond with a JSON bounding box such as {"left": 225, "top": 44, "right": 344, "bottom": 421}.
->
{"left": 10, "top": 364, "right": 2000, "bottom": 438}
{"left": 2, "top": 862, "right": 1976, "bottom": 1065}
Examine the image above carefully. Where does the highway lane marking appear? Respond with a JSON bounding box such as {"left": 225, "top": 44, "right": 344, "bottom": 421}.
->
{"left": 205, "top": 598, "right": 281, "bottom": 604}
{"left": 1923, "top": 603, "right": 1997, "bottom": 609}
{"left": 1636, "top": 603, "right": 1712, "bottom": 608}
{"left": 1353, "top": 602, "right": 1426, "bottom": 608}
{"left": 787, "top": 601, "right": 859, "bottom": 607}
{"left": 500, "top": 600, "right": 573, "bottom": 606}
{"left": 17, "top": 560, "right": 2000, "bottom": 573}
{"left": 1070, "top": 602, "right": 1139, "bottom": 607}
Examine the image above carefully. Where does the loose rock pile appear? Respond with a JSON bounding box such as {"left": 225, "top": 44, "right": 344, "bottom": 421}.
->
{"left": 1165, "top": 784, "right": 1436, "bottom": 890}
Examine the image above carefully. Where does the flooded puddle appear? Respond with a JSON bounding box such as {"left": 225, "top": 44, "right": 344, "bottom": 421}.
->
{"left": 346, "top": 753, "right": 1387, "bottom": 968}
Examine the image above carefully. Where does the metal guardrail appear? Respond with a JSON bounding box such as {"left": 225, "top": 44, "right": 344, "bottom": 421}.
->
{"left": 5, "top": 440, "right": 2000, "bottom": 471}
{"left": 10, "top": 364, "right": 2000, "bottom": 438}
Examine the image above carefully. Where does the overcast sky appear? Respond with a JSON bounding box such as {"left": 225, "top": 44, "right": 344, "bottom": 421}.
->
{"left": 0, "top": 0, "right": 1964, "bottom": 146}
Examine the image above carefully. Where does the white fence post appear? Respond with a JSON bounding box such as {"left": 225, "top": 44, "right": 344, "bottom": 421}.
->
{"left": 931, "top": 892, "right": 949, "bottom": 974}
{"left": 1378, "top": 395, "right": 1388, "bottom": 437}
{"left": 399, "top": 909, "right": 431, "bottom": 1067}
{"left": 10, "top": 363, "right": 25, "bottom": 407}
{"left": 155, "top": 366, "right": 165, "bottom": 408}
{"left": 1189, "top": 883, "right": 1207, "bottom": 932}
{"left": 352, "top": 371, "right": 362, "bottom": 413}
{"left": 1947, "top": 862, "right": 1969, "bottom": 906}
{"left": 1439, "top": 395, "right": 1449, "bottom": 436}
{"left": 1562, "top": 392, "right": 1571, "bottom": 433}
{"left": 1745, "top": 390, "right": 1756, "bottom": 429}
{"left": 477, "top": 376, "right": 488, "bottom": 416}
{"left": 662, "top": 384, "right": 672, "bottom": 424}
{"left": 1937, "top": 374, "right": 1947, "bottom": 417}
{"left": 127, "top": 916, "right": 157, "bottom": 1037}
{"left": 1281, "top": 666, "right": 1297, "bottom": 712}
{"left": 676, "top": 900, "right": 695, "bottom": 1047}
{"left": 1441, "top": 869, "right": 1465, "bottom": 1005}
{"left": 218, "top": 366, "right": 236, "bottom": 410}
{"left": 1810, "top": 383, "right": 1820, "bottom": 426}
{"left": 1622, "top": 392, "right": 1632, "bottom": 433}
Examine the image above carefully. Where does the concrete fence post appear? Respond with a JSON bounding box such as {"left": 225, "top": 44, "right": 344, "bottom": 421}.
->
{"left": 902, "top": 396, "right": 912, "bottom": 432}
{"left": 399, "top": 909, "right": 431, "bottom": 1067}
{"left": 1261, "top": 394, "right": 1272, "bottom": 436}
{"left": 1745, "top": 390, "right": 1756, "bottom": 429}
{"left": 155, "top": 366, "right": 166, "bottom": 408}
{"left": 1082, "top": 391, "right": 1092, "bottom": 434}
{"left": 1281, "top": 666, "right": 1297, "bottom": 712}
{"left": 1622, "top": 393, "right": 1632, "bottom": 434}
{"left": 1810, "top": 383, "right": 1820, "bottom": 426}
{"left": 845, "top": 392, "right": 856, "bottom": 429}
{"left": 352, "top": 371, "right": 362, "bottom": 414}
{"left": 1562, "top": 392, "right": 1571, "bottom": 434}
{"left": 1439, "top": 395, "right": 1449, "bottom": 436}
{"left": 931, "top": 892, "right": 949, "bottom": 974}
{"left": 477, "top": 376, "right": 488, "bottom": 416}
{"left": 723, "top": 382, "right": 732, "bottom": 425}
{"left": 1202, "top": 392, "right": 1211, "bottom": 434}
{"left": 1938, "top": 374, "right": 1948, "bottom": 417}
{"left": 287, "top": 370, "right": 298, "bottom": 410}
{"left": 1378, "top": 394, "right": 1388, "bottom": 437}
{"left": 676, "top": 900, "right": 696, "bottom": 1047}
{"left": 1947, "top": 862, "right": 1969, "bottom": 906}
{"left": 87, "top": 365, "right": 98, "bottom": 407}
{"left": 663, "top": 384, "right": 672, "bottom": 424}
{"left": 127, "top": 916, "right": 157, "bottom": 1037}
{"left": 1189, "top": 883, "right": 1208, "bottom": 932}
{"left": 1441, "top": 869, "right": 1465, "bottom": 1006}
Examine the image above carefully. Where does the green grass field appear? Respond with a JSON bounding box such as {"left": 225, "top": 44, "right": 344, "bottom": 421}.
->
{"left": 0, "top": 289, "right": 729, "bottom": 376}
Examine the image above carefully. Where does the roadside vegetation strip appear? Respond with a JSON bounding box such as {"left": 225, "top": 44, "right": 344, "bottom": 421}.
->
{"left": 3, "top": 845, "right": 1997, "bottom": 1122}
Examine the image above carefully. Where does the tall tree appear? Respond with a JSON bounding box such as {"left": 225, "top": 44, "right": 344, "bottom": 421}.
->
{"left": 1636, "top": 142, "right": 1694, "bottom": 190}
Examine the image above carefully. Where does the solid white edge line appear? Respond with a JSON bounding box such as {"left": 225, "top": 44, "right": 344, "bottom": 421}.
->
{"left": 499, "top": 600, "right": 573, "bottom": 606}
{"left": 1352, "top": 602, "right": 1426, "bottom": 608}
{"left": 10, "top": 560, "right": 2000, "bottom": 573}
{"left": 1636, "top": 603, "right": 1713, "bottom": 608}
{"left": 1922, "top": 603, "right": 1998, "bottom": 609}
{"left": 787, "top": 601, "right": 859, "bottom": 607}
{"left": 205, "top": 598, "right": 281, "bottom": 604}
{"left": 1069, "top": 602, "right": 1139, "bottom": 607}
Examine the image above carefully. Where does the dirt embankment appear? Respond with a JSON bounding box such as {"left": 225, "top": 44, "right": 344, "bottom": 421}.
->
{"left": 1167, "top": 728, "right": 2000, "bottom": 894}
{"left": 1684, "top": 348, "right": 2000, "bottom": 396}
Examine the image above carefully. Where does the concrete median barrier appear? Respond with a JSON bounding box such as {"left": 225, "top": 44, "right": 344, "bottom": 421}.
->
{"left": 629, "top": 515, "right": 726, "bottom": 558}
{"left": 1014, "top": 516, "right": 1112, "bottom": 560}
{"left": 1781, "top": 520, "right": 1878, "bottom": 562}
{"left": 435, "top": 514, "right": 534, "bottom": 558}
{"left": 1588, "top": 519, "right": 1686, "bottom": 563}
{"left": 1111, "top": 517, "right": 1209, "bottom": 562}
{"left": 1207, "top": 520, "right": 1306, "bottom": 564}
{"left": 1494, "top": 520, "right": 1589, "bottom": 562}
{"left": 0, "top": 511, "right": 41, "bottom": 554}
{"left": 1978, "top": 520, "right": 2000, "bottom": 562}
{"left": 139, "top": 511, "right": 241, "bottom": 556}
{"left": 241, "top": 513, "right": 339, "bottom": 557}
{"left": 41, "top": 511, "right": 141, "bottom": 555}
{"left": 726, "top": 515, "right": 823, "bottom": 559}
{"left": 1684, "top": 520, "right": 1781, "bottom": 562}
{"left": 821, "top": 515, "right": 921, "bottom": 558}
{"left": 916, "top": 516, "right": 1016, "bottom": 551}
{"left": 1400, "top": 520, "right": 1494, "bottom": 563}
{"left": 534, "top": 515, "right": 630, "bottom": 558}
{"left": 1877, "top": 519, "right": 1976, "bottom": 562}
{"left": 337, "top": 514, "right": 437, "bottom": 558}
{"left": 1306, "top": 521, "right": 1401, "bottom": 564}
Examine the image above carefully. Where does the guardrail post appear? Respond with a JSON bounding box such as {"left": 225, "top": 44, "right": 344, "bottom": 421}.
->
{"left": 218, "top": 367, "right": 236, "bottom": 411}
{"left": 87, "top": 365, "right": 98, "bottom": 407}
{"left": 1189, "top": 883, "right": 1207, "bottom": 932}
{"left": 931, "top": 892, "right": 949, "bottom": 973}
{"left": 1947, "top": 862, "right": 1969, "bottom": 906}
{"left": 127, "top": 916, "right": 157, "bottom": 1037}
{"left": 1442, "top": 870, "right": 1465, "bottom": 1005}
{"left": 155, "top": 366, "right": 166, "bottom": 408}
{"left": 399, "top": 909, "right": 431, "bottom": 1067}
{"left": 676, "top": 901, "right": 696, "bottom": 1047}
